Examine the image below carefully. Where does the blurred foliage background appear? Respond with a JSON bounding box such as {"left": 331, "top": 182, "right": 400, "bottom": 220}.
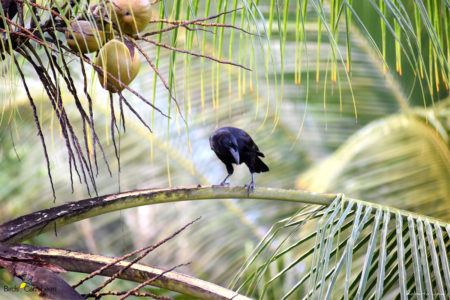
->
{"left": 0, "top": 0, "right": 449, "bottom": 298}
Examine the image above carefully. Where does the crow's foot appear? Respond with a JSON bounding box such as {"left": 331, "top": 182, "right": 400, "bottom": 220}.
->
{"left": 245, "top": 181, "right": 255, "bottom": 196}
{"left": 212, "top": 182, "right": 230, "bottom": 188}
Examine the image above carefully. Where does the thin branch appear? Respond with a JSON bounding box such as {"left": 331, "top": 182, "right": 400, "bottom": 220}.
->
{"left": 49, "top": 49, "right": 98, "bottom": 194}
{"left": 118, "top": 93, "right": 126, "bottom": 131}
{"left": 35, "top": 41, "right": 94, "bottom": 196}
{"left": 85, "top": 218, "right": 200, "bottom": 296}
{"left": 0, "top": 26, "right": 55, "bottom": 51}
{"left": 118, "top": 263, "right": 190, "bottom": 300}
{"left": 143, "top": 8, "right": 243, "bottom": 37}
{"left": 109, "top": 93, "right": 120, "bottom": 172}
{"left": 15, "top": 0, "right": 65, "bottom": 20}
{"left": 8, "top": 125, "right": 21, "bottom": 161}
{"left": 19, "top": 46, "right": 80, "bottom": 192}
{"left": 54, "top": 41, "right": 170, "bottom": 119}
{"left": 188, "top": 22, "right": 256, "bottom": 35}
{"left": 73, "top": 217, "right": 199, "bottom": 289}
{"left": 128, "top": 38, "right": 185, "bottom": 122}
{"left": 118, "top": 92, "right": 152, "bottom": 132}
{"left": 13, "top": 55, "right": 56, "bottom": 201}
{"left": 137, "top": 36, "right": 251, "bottom": 71}
{"left": 11, "top": 244, "right": 252, "bottom": 300}
{"left": 181, "top": 25, "right": 213, "bottom": 34}
{"left": 150, "top": 18, "right": 255, "bottom": 36}
{"left": 79, "top": 56, "right": 111, "bottom": 176}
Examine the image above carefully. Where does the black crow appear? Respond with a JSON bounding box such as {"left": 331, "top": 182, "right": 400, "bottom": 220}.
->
{"left": 209, "top": 126, "right": 269, "bottom": 195}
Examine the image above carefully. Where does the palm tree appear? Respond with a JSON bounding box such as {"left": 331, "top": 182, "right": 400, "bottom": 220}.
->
{"left": 0, "top": 0, "right": 448, "bottom": 299}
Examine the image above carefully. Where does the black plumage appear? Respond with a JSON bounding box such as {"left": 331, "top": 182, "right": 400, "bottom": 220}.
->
{"left": 209, "top": 126, "right": 269, "bottom": 194}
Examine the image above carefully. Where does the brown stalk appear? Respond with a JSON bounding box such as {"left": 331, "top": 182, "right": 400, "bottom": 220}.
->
{"left": 80, "top": 217, "right": 200, "bottom": 296}
{"left": 150, "top": 18, "right": 254, "bottom": 36}
{"left": 79, "top": 56, "right": 111, "bottom": 176}
{"left": 0, "top": 26, "right": 55, "bottom": 51}
{"left": 143, "top": 8, "right": 243, "bottom": 37}
{"left": 118, "top": 92, "right": 152, "bottom": 132}
{"left": 13, "top": 55, "right": 56, "bottom": 201}
{"left": 59, "top": 42, "right": 170, "bottom": 119}
{"left": 138, "top": 36, "right": 251, "bottom": 71}
{"left": 15, "top": 0, "right": 65, "bottom": 20}
{"left": 19, "top": 45, "right": 82, "bottom": 194}
{"left": 118, "top": 263, "right": 189, "bottom": 300}
{"left": 128, "top": 38, "right": 185, "bottom": 123}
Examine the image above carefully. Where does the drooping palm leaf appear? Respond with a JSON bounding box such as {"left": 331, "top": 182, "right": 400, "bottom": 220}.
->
{"left": 297, "top": 101, "right": 450, "bottom": 221}
{"left": 233, "top": 194, "right": 450, "bottom": 299}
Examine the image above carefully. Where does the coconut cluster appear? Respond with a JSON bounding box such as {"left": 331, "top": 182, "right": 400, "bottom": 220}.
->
{"left": 64, "top": 0, "right": 152, "bottom": 93}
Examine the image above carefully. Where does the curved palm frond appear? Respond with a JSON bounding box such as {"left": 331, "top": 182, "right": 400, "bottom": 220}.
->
{"left": 297, "top": 100, "right": 450, "bottom": 221}
{"left": 3, "top": 186, "right": 448, "bottom": 299}
{"left": 233, "top": 194, "right": 450, "bottom": 299}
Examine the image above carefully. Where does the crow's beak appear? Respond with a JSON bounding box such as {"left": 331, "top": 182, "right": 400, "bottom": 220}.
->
{"left": 229, "top": 148, "right": 240, "bottom": 164}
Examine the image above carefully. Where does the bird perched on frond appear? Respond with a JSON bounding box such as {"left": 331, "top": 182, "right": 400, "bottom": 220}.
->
{"left": 209, "top": 127, "right": 269, "bottom": 195}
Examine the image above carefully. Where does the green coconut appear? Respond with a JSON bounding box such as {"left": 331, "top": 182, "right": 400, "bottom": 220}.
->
{"left": 108, "top": 0, "right": 152, "bottom": 35}
{"left": 96, "top": 39, "right": 141, "bottom": 92}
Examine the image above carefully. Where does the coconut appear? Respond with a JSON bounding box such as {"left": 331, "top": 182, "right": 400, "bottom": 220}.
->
{"left": 108, "top": 0, "right": 152, "bottom": 35}
{"left": 65, "top": 20, "right": 111, "bottom": 53}
{"left": 96, "top": 39, "right": 140, "bottom": 92}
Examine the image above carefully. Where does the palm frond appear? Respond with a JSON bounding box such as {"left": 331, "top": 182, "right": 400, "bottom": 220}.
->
{"left": 290, "top": 0, "right": 449, "bottom": 108}
{"left": 297, "top": 102, "right": 450, "bottom": 221}
{"left": 233, "top": 194, "right": 450, "bottom": 299}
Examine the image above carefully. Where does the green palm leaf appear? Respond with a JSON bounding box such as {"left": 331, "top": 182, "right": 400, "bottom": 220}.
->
{"left": 233, "top": 194, "right": 450, "bottom": 299}
{"left": 298, "top": 102, "right": 450, "bottom": 221}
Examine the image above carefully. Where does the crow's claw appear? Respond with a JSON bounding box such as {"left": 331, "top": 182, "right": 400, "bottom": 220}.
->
{"left": 246, "top": 182, "right": 255, "bottom": 196}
